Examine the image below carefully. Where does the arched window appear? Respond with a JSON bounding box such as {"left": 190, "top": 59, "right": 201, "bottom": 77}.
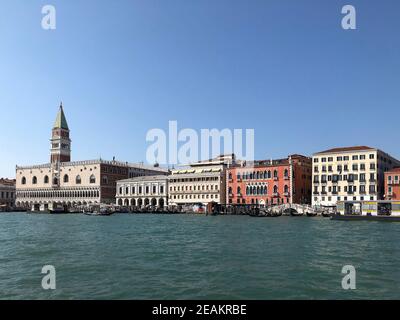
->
{"left": 284, "top": 169, "right": 289, "bottom": 178}
{"left": 90, "top": 175, "right": 96, "bottom": 184}
{"left": 246, "top": 186, "right": 250, "bottom": 195}
{"left": 228, "top": 187, "right": 232, "bottom": 194}
{"left": 237, "top": 173, "right": 241, "bottom": 180}
{"left": 237, "top": 186, "right": 241, "bottom": 194}
{"left": 76, "top": 175, "right": 81, "bottom": 184}
{"left": 257, "top": 186, "right": 260, "bottom": 195}
{"left": 273, "top": 170, "right": 278, "bottom": 178}
{"left": 274, "top": 185, "right": 278, "bottom": 193}
{"left": 253, "top": 186, "right": 257, "bottom": 194}
{"left": 228, "top": 172, "right": 232, "bottom": 180}
{"left": 119, "top": 187, "right": 122, "bottom": 194}
{"left": 53, "top": 177, "right": 58, "bottom": 185}
{"left": 264, "top": 186, "right": 267, "bottom": 195}
{"left": 21, "top": 177, "right": 26, "bottom": 185}
{"left": 284, "top": 185, "right": 289, "bottom": 193}
{"left": 63, "top": 174, "right": 69, "bottom": 183}
{"left": 44, "top": 175, "right": 49, "bottom": 184}
{"left": 268, "top": 170, "right": 272, "bottom": 179}
{"left": 32, "top": 176, "right": 37, "bottom": 184}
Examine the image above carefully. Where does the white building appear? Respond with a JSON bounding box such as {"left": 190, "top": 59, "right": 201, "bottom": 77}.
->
{"left": 168, "top": 154, "right": 236, "bottom": 207}
{"left": 312, "top": 146, "right": 400, "bottom": 207}
{"left": 116, "top": 175, "right": 168, "bottom": 208}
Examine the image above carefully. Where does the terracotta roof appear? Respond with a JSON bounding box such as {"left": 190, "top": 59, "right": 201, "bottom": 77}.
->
{"left": 315, "top": 146, "right": 374, "bottom": 154}
{"left": 386, "top": 167, "right": 400, "bottom": 173}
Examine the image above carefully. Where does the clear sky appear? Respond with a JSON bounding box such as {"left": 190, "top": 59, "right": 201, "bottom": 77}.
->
{"left": 1, "top": 0, "right": 400, "bottom": 177}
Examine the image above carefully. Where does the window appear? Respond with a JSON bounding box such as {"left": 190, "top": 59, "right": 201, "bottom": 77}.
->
{"left": 360, "top": 155, "right": 366, "bottom": 160}
{"left": 237, "top": 186, "right": 241, "bottom": 194}
{"left": 337, "top": 156, "right": 343, "bottom": 161}
{"left": 21, "top": 177, "right": 26, "bottom": 185}
{"left": 44, "top": 176, "right": 49, "bottom": 184}
{"left": 314, "top": 158, "right": 319, "bottom": 163}
{"left": 76, "top": 175, "right": 81, "bottom": 184}
{"left": 63, "top": 174, "right": 69, "bottom": 183}
{"left": 369, "top": 154, "right": 375, "bottom": 159}
{"left": 328, "top": 157, "right": 333, "bottom": 162}
{"left": 32, "top": 176, "right": 37, "bottom": 184}
{"left": 90, "top": 175, "right": 96, "bottom": 184}
{"left": 321, "top": 158, "right": 326, "bottom": 162}
{"left": 352, "top": 155, "right": 358, "bottom": 160}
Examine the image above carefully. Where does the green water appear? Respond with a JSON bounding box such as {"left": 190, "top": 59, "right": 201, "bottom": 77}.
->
{"left": 0, "top": 213, "right": 399, "bottom": 299}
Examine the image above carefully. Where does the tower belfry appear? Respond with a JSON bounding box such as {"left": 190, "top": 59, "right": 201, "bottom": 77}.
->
{"left": 50, "top": 102, "right": 71, "bottom": 164}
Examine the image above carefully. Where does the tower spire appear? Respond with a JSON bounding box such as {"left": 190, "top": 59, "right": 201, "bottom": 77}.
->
{"left": 50, "top": 103, "right": 71, "bottom": 163}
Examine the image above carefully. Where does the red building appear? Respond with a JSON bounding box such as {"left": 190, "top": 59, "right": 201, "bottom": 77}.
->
{"left": 384, "top": 168, "right": 400, "bottom": 200}
{"left": 226, "top": 154, "right": 312, "bottom": 206}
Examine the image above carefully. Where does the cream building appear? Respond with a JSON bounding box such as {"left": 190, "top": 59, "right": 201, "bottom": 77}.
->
{"left": 168, "top": 154, "right": 236, "bottom": 207}
{"left": 15, "top": 104, "right": 167, "bottom": 211}
{"left": 116, "top": 175, "right": 168, "bottom": 208}
{"left": 312, "top": 146, "right": 400, "bottom": 207}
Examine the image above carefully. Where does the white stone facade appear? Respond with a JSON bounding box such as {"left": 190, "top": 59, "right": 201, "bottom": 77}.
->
{"left": 116, "top": 175, "right": 168, "bottom": 208}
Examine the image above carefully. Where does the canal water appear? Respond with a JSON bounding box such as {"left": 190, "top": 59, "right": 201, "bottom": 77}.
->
{"left": 0, "top": 213, "right": 399, "bottom": 299}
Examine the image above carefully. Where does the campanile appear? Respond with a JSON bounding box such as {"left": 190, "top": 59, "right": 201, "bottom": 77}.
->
{"left": 50, "top": 103, "right": 71, "bottom": 163}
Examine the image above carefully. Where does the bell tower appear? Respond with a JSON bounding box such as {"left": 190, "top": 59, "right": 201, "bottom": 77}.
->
{"left": 50, "top": 103, "right": 71, "bottom": 164}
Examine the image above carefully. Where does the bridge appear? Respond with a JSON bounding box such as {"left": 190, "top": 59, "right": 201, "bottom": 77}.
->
{"left": 267, "top": 203, "right": 331, "bottom": 216}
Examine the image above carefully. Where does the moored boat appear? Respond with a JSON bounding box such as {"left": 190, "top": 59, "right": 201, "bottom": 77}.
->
{"left": 331, "top": 214, "right": 400, "bottom": 222}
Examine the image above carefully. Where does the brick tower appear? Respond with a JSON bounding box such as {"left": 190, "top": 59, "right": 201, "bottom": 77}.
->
{"left": 50, "top": 103, "right": 71, "bottom": 164}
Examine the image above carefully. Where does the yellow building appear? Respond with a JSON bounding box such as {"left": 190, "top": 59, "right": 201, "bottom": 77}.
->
{"left": 312, "top": 146, "right": 400, "bottom": 208}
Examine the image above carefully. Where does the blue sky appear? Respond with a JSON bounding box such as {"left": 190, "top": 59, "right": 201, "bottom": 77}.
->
{"left": 1, "top": 0, "right": 400, "bottom": 177}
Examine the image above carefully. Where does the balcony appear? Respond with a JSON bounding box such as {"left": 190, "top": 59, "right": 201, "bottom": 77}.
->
{"left": 272, "top": 192, "right": 279, "bottom": 197}
{"left": 237, "top": 193, "right": 242, "bottom": 198}
{"left": 332, "top": 191, "right": 338, "bottom": 195}
{"left": 388, "top": 180, "right": 400, "bottom": 185}
{"left": 321, "top": 191, "right": 327, "bottom": 195}
{"left": 283, "top": 192, "right": 290, "bottom": 197}
{"left": 313, "top": 181, "right": 319, "bottom": 185}
{"left": 313, "top": 191, "right": 319, "bottom": 195}
{"left": 273, "top": 177, "right": 279, "bottom": 181}
{"left": 284, "top": 176, "right": 290, "bottom": 180}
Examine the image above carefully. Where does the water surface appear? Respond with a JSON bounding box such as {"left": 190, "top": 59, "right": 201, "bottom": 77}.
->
{"left": 0, "top": 213, "right": 399, "bottom": 299}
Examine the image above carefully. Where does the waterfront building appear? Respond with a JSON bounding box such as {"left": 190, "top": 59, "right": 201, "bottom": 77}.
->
{"left": 168, "top": 154, "right": 236, "bottom": 207}
{"left": 0, "top": 178, "right": 16, "bottom": 210}
{"left": 116, "top": 175, "right": 168, "bottom": 208}
{"left": 384, "top": 167, "right": 400, "bottom": 200}
{"left": 15, "top": 104, "right": 167, "bottom": 211}
{"left": 226, "top": 154, "right": 312, "bottom": 206}
{"left": 312, "top": 146, "right": 400, "bottom": 207}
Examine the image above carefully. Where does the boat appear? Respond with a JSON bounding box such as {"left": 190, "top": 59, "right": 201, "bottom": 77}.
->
{"left": 331, "top": 214, "right": 400, "bottom": 222}
{"left": 49, "top": 207, "right": 67, "bottom": 214}
{"left": 333, "top": 200, "right": 400, "bottom": 222}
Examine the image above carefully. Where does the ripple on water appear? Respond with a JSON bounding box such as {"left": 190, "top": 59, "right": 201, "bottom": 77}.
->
{"left": 0, "top": 213, "right": 399, "bottom": 299}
